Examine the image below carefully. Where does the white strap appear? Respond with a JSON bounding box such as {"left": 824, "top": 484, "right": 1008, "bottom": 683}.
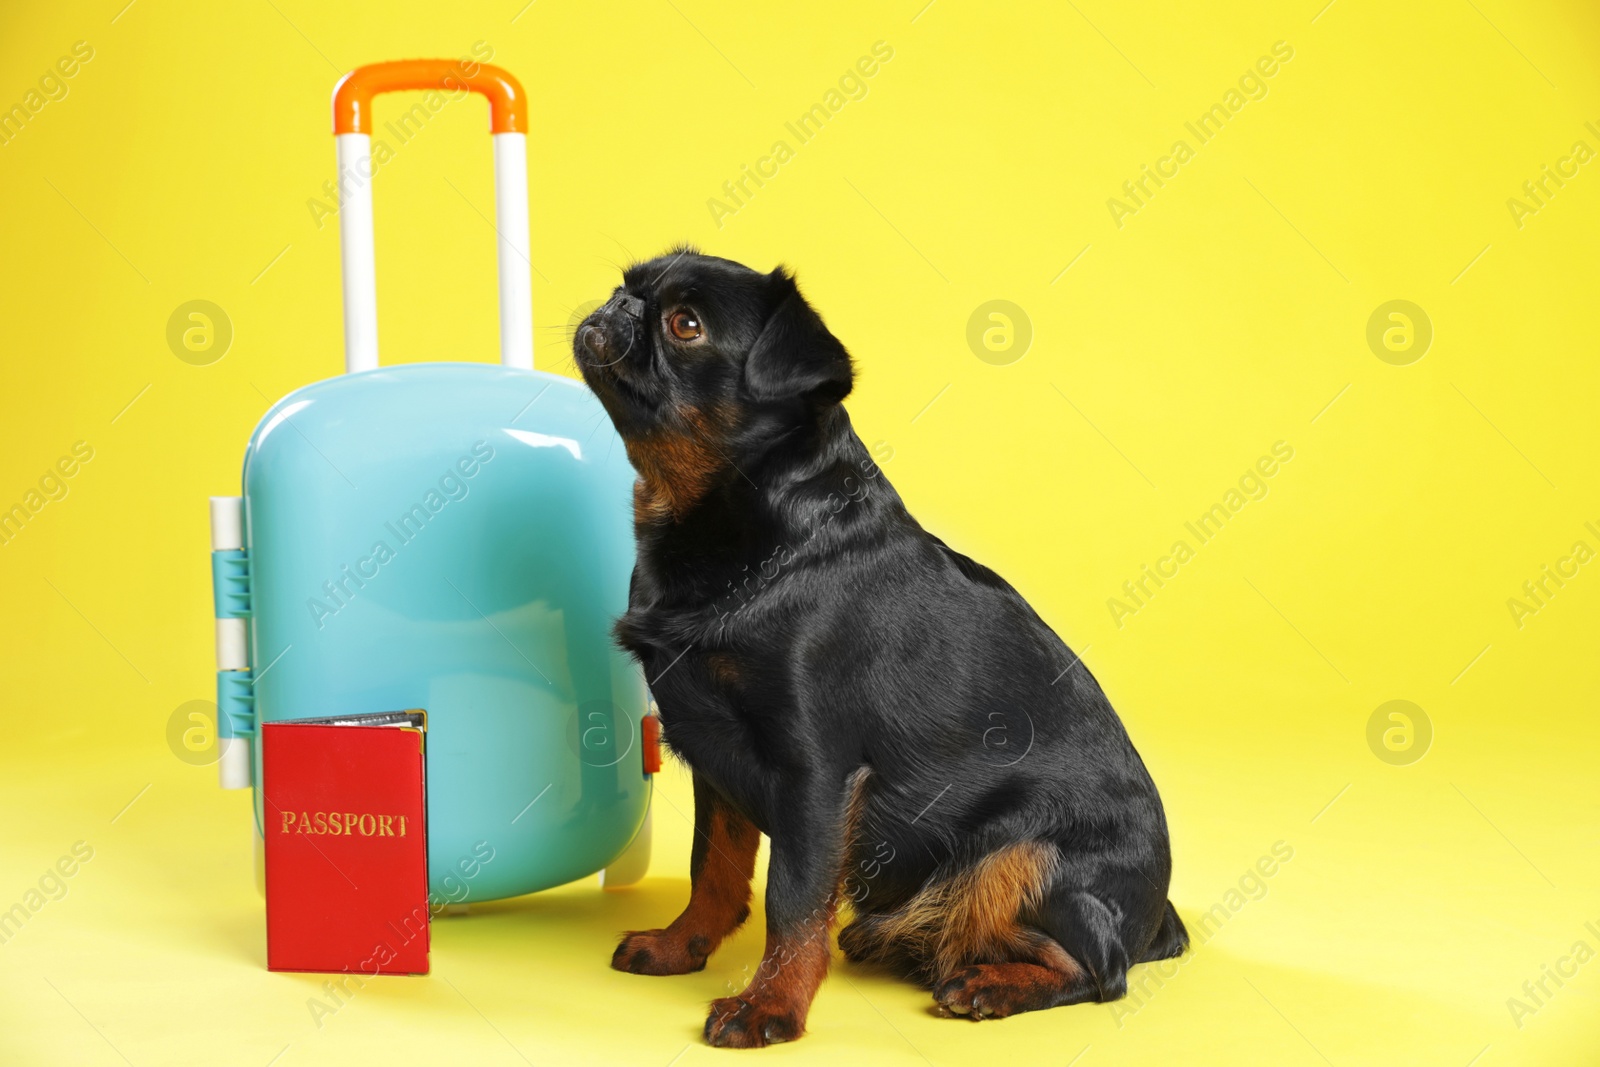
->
{"left": 337, "top": 131, "right": 534, "bottom": 373}
{"left": 493, "top": 134, "right": 533, "bottom": 371}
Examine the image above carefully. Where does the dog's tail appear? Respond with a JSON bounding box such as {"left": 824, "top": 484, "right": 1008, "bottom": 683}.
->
{"left": 1139, "top": 899, "right": 1190, "bottom": 962}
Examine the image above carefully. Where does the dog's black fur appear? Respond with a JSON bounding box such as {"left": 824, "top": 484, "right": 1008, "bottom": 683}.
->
{"left": 574, "top": 249, "right": 1186, "bottom": 1048}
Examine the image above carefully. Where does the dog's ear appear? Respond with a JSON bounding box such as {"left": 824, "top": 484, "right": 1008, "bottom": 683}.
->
{"left": 742, "top": 269, "right": 853, "bottom": 405}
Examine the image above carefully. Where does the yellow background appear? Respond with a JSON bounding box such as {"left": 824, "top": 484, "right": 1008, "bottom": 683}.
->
{"left": 2, "top": 0, "right": 1597, "bottom": 1063}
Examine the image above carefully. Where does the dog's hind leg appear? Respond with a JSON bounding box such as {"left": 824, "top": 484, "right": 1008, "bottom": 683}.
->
{"left": 839, "top": 910, "right": 934, "bottom": 981}
{"left": 929, "top": 847, "right": 1159, "bottom": 1018}
{"left": 932, "top": 930, "right": 1099, "bottom": 1019}
{"left": 1030, "top": 887, "right": 1136, "bottom": 1001}
{"left": 1138, "top": 899, "right": 1189, "bottom": 963}
{"left": 613, "top": 772, "right": 758, "bottom": 976}
{"left": 933, "top": 890, "right": 1136, "bottom": 1018}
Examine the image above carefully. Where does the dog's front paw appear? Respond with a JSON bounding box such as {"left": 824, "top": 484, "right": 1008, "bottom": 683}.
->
{"left": 611, "top": 929, "right": 711, "bottom": 975}
{"left": 704, "top": 995, "right": 805, "bottom": 1047}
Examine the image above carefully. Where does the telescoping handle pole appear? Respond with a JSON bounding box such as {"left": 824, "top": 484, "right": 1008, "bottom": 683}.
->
{"left": 331, "top": 60, "right": 533, "bottom": 373}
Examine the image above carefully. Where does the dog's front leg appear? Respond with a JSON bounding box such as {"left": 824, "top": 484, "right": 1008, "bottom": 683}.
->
{"left": 704, "top": 773, "right": 855, "bottom": 1048}
{"left": 613, "top": 772, "right": 759, "bottom": 975}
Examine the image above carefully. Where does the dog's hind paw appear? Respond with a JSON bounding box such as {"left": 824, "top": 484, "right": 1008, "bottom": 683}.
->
{"left": 933, "top": 963, "right": 1075, "bottom": 1020}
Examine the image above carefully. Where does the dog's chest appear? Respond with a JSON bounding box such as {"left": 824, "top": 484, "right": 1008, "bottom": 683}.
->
{"left": 619, "top": 603, "right": 785, "bottom": 792}
{"left": 621, "top": 613, "right": 746, "bottom": 724}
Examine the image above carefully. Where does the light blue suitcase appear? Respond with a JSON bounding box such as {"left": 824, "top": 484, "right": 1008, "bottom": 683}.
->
{"left": 208, "top": 60, "right": 653, "bottom": 905}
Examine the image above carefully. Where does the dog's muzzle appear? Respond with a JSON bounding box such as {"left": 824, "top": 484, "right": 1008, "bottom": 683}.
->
{"left": 579, "top": 293, "right": 645, "bottom": 367}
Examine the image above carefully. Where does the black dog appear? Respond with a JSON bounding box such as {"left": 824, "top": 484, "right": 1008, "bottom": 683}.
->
{"left": 574, "top": 250, "right": 1187, "bottom": 1048}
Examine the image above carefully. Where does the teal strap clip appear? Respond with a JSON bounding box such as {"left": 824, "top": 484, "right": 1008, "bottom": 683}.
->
{"left": 212, "top": 549, "right": 250, "bottom": 618}
{"left": 217, "top": 670, "right": 255, "bottom": 739}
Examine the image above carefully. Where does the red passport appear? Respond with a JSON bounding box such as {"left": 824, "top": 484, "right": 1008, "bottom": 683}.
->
{"left": 262, "top": 711, "right": 429, "bottom": 975}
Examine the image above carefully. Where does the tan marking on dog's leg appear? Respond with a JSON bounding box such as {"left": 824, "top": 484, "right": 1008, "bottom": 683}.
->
{"left": 613, "top": 787, "right": 758, "bottom": 976}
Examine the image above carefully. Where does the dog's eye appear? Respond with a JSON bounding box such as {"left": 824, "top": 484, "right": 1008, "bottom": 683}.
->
{"left": 668, "top": 309, "right": 703, "bottom": 342}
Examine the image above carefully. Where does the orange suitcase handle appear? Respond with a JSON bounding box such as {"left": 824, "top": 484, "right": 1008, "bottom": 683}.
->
{"left": 332, "top": 59, "right": 527, "bottom": 135}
